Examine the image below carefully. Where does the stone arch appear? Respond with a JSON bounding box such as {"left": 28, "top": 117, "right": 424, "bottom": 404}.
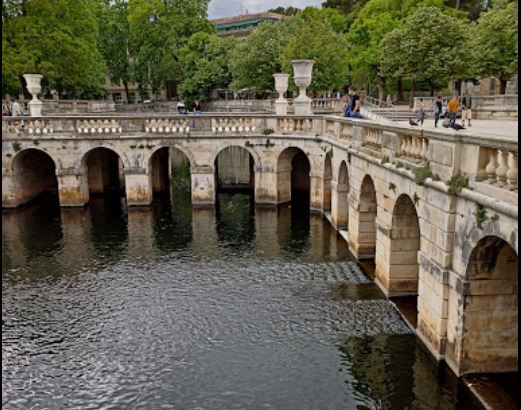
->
{"left": 211, "top": 143, "right": 261, "bottom": 171}
{"left": 455, "top": 236, "right": 518, "bottom": 374}
{"left": 386, "top": 194, "right": 421, "bottom": 295}
{"left": 78, "top": 144, "right": 129, "bottom": 170}
{"left": 147, "top": 145, "right": 195, "bottom": 172}
{"left": 213, "top": 145, "right": 256, "bottom": 192}
{"left": 351, "top": 175, "right": 378, "bottom": 259}
{"left": 81, "top": 147, "right": 125, "bottom": 196}
{"left": 323, "top": 150, "right": 332, "bottom": 213}
{"left": 332, "top": 160, "right": 349, "bottom": 230}
{"left": 276, "top": 147, "right": 311, "bottom": 205}
{"left": 148, "top": 146, "right": 192, "bottom": 194}
{"left": 7, "top": 148, "right": 59, "bottom": 206}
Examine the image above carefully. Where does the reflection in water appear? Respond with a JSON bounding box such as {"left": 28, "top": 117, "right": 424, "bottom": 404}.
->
{"left": 3, "top": 190, "right": 477, "bottom": 409}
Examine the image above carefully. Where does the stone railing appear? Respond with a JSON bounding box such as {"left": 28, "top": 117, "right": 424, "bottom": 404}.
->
{"left": 413, "top": 95, "right": 518, "bottom": 111}
{"left": 3, "top": 113, "right": 517, "bottom": 196}
{"left": 2, "top": 99, "right": 116, "bottom": 115}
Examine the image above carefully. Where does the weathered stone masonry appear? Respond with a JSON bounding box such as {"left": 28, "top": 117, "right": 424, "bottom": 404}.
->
{"left": 2, "top": 113, "right": 518, "bottom": 377}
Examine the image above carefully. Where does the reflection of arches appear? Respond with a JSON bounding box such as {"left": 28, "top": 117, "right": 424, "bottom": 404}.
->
{"left": 277, "top": 147, "right": 310, "bottom": 205}
{"left": 81, "top": 147, "right": 124, "bottom": 195}
{"left": 10, "top": 149, "right": 59, "bottom": 206}
{"left": 214, "top": 145, "right": 255, "bottom": 192}
{"left": 456, "top": 236, "right": 518, "bottom": 374}
{"left": 332, "top": 160, "right": 349, "bottom": 229}
{"left": 323, "top": 151, "right": 332, "bottom": 213}
{"left": 389, "top": 194, "right": 420, "bottom": 294}
{"left": 352, "top": 175, "right": 377, "bottom": 259}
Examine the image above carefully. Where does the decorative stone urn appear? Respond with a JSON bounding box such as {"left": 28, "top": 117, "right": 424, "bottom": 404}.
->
{"left": 273, "top": 73, "right": 289, "bottom": 116}
{"left": 291, "top": 59, "right": 315, "bottom": 116}
{"left": 23, "top": 74, "right": 44, "bottom": 117}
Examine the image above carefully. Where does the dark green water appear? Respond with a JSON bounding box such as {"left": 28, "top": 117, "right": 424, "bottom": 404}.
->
{"left": 2, "top": 188, "right": 473, "bottom": 409}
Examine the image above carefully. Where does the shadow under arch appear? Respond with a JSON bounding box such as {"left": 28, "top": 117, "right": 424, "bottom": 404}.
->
{"left": 214, "top": 145, "right": 256, "bottom": 194}
{"left": 449, "top": 235, "right": 518, "bottom": 375}
{"left": 9, "top": 148, "right": 59, "bottom": 207}
{"left": 81, "top": 147, "right": 125, "bottom": 198}
{"left": 277, "top": 146, "right": 311, "bottom": 208}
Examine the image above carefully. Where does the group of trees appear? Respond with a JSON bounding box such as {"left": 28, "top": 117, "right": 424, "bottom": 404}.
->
{"left": 2, "top": 0, "right": 518, "bottom": 103}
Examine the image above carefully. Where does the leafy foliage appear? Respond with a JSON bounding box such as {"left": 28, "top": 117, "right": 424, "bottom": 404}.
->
{"left": 2, "top": 0, "right": 107, "bottom": 98}
{"left": 380, "top": 6, "right": 473, "bottom": 92}
{"left": 471, "top": 0, "right": 518, "bottom": 93}
{"left": 177, "top": 33, "right": 237, "bottom": 104}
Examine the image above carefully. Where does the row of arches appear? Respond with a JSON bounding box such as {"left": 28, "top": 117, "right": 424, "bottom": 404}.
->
{"left": 5, "top": 145, "right": 312, "bottom": 207}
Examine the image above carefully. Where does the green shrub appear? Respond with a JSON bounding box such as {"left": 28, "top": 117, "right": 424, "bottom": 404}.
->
{"left": 447, "top": 174, "right": 469, "bottom": 195}
{"left": 381, "top": 156, "right": 390, "bottom": 164}
{"left": 262, "top": 128, "right": 274, "bottom": 136}
{"left": 413, "top": 165, "right": 433, "bottom": 185}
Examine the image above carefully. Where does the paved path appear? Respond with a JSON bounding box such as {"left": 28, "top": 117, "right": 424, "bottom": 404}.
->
{"left": 396, "top": 118, "right": 518, "bottom": 140}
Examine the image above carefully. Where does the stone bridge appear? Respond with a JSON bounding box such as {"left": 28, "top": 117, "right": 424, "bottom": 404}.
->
{"left": 2, "top": 113, "right": 518, "bottom": 377}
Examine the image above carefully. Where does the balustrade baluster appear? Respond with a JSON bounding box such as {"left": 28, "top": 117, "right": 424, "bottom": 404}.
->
{"left": 506, "top": 152, "right": 518, "bottom": 191}
{"left": 495, "top": 150, "right": 508, "bottom": 187}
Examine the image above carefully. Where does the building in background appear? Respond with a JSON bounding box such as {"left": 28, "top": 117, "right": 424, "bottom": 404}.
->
{"left": 212, "top": 12, "right": 283, "bottom": 38}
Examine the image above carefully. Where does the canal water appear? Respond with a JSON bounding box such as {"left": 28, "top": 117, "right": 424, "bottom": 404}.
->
{"left": 2, "top": 187, "right": 476, "bottom": 409}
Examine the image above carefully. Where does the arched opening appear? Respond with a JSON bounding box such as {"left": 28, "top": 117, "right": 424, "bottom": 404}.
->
{"left": 149, "top": 147, "right": 192, "bottom": 212}
{"left": 352, "top": 175, "right": 377, "bottom": 260}
{"left": 277, "top": 147, "right": 311, "bottom": 208}
{"left": 323, "top": 151, "right": 332, "bottom": 214}
{"left": 214, "top": 146, "right": 255, "bottom": 239}
{"left": 10, "top": 149, "right": 59, "bottom": 207}
{"left": 150, "top": 147, "right": 170, "bottom": 194}
{"left": 458, "top": 236, "right": 518, "bottom": 374}
{"left": 83, "top": 147, "right": 124, "bottom": 198}
{"left": 214, "top": 146, "right": 255, "bottom": 193}
{"left": 333, "top": 160, "right": 349, "bottom": 230}
{"left": 386, "top": 194, "right": 421, "bottom": 326}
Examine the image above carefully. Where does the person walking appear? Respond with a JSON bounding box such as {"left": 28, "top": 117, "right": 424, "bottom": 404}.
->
{"left": 433, "top": 95, "right": 443, "bottom": 128}
{"left": 343, "top": 95, "right": 352, "bottom": 118}
{"left": 417, "top": 98, "right": 426, "bottom": 125}
{"left": 447, "top": 94, "right": 459, "bottom": 126}
{"left": 461, "top": 91, "right": 472, "bottom": 127}
{"left": 195, "top": 101, "right": 202, "bottom": 116}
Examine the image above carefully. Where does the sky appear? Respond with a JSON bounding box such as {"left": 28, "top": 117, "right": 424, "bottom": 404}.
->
{"left": 208, "top": 0, "right": 323, "bottom": 19}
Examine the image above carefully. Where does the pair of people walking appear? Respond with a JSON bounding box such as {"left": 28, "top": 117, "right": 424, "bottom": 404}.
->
{"left": 343, "top": 89, "right": 361, "bottom": 119}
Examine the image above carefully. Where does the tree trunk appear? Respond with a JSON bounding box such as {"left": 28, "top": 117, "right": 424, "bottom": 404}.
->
{"left": 396, "top": 77, "right": 404, "bottom": 102}
{"left": 429, "top": 81, "right": 435, "bottom": 97}
{"left": 500, "top": 78, "right": 507, "bottom": 94}
{"left": 409, "top": 80, "right": 416, "bottom": 108}
{"left": 124, "top": 82, "right": 130, "bottom": 103}
{"left": 377, "top": 75, "right": 385, "bottom": 104}
{"left": 454, "top": 80, "right": 462, "bottom": 96}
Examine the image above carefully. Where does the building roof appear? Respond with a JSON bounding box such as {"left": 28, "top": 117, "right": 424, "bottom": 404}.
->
{"left": 212, "top": 12, "right": 283, "bottom": 27}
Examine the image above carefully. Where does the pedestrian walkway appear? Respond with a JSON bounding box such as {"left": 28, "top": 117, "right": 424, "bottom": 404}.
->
{"left": 397, "top": 118, "right": 518, "bottom": 140}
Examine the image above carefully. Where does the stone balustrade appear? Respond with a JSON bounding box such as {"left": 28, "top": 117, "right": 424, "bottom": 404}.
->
{"left": 2, "top": 113, "right": 517, "bottom": 197}
{"left": 397, "top": 135, "right": 429, "bottom": 163}
{"left": 478, "top": 147, "right": 518, "bottom": 191}
{"left": 211, "top": 118, "right": 257, "bottom": 133}
{"left": 77, "top": 119, "right": 122, "bottom": 134}
{"left": 145, "top": 118, "right": 190, "bottom": 133}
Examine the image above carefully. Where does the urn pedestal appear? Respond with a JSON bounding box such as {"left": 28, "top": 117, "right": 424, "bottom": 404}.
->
{"left": 273, "top": 73, "right": 289, "bottom": 116}
{"left": 23, "top": 74, "right": 44, "bottom": 117}
{"left": 291, "top": 60, "right": 314, "bottom": 116}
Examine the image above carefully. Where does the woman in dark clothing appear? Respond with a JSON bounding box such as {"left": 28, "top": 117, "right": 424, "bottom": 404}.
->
{"left": 433, "top": 95, "right": 443, "bottom": 128}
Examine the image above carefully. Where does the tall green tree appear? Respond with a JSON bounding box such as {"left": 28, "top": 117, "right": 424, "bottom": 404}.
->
{"left": 280, "top": 13, "right": 350, "bottom": 92}
{"left": 229, "top": 20, "right": 293, "bottom": 92}
{"left": 127, "top": 0, "right": 214, "bottom": 99}
{"left": 322, "top": 0, "right": 370, "bottom": 28}
{"left": 472, "top": 0, "right": 518, "bottom": 94}
{"left": 98, "top": 0, "right": 132, "bottom": 101}
{"left": 177, "top": 33, "right": 237, "bottom": 104}
{"left": 268, "top": 6, "right": 300, "bottom": 16}
{"left": 2, "top": 0, "right": 107, "bottom": 98}
{"left": 380, "top": 6, "right": 473, "bottom": 98}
